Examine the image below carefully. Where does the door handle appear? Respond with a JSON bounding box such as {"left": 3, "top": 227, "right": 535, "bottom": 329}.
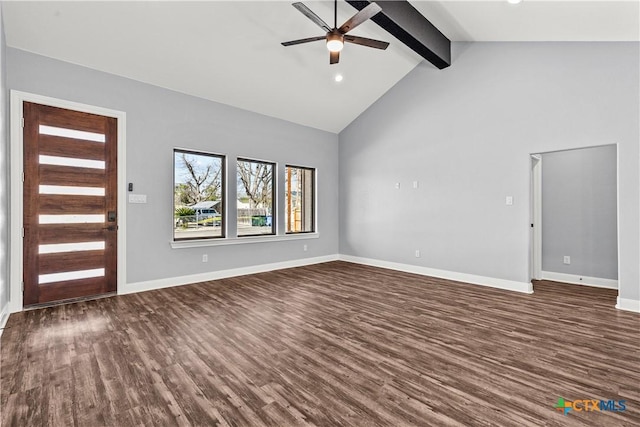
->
{"left": 103, "top": 225, "right": 117, "bottom": 231}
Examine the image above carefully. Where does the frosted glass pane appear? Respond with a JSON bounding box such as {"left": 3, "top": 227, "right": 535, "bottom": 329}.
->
{"left": 39, "top": 214, "right": 105, "bottom": 224}
{"left": 39, "top": 241, "right": 105, "bottom": 254}
{"left": 39, "top": 125, "right": 105, "bottom": 143}
{"left": 39, "top": 268, "right": 105, "bottom": 284}
{"left": 39, "top": 155, "right": 105, "bottom": 169}
{"left": 39, "top": 185, "right": 105, "bottom": 196}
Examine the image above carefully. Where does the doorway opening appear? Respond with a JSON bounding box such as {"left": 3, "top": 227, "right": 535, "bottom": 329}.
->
{"left": 530, "top": 145, "right": 619, "bottom": 302}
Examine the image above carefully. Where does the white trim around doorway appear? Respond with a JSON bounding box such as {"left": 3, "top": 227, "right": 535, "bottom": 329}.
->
{"left": 9, "top": 91, "right": 127, "bottom": 313}
{"left": 530, "top": 154, "right": 542, "bottom": 281}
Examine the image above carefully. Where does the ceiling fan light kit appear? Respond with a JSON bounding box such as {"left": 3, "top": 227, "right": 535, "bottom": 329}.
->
{"left": 326, "top": 32, "right": 344, "bottom": 52}
{"left": 281, "top": 0, "right": 389, "bottom": 64}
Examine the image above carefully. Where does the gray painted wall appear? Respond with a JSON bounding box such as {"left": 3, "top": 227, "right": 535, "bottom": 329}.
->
{"left": 0, "top": 6, "right": 8, "bottom": 318}
{"left": 339, "top": 42, "right": 639, "bottom": 301}
{"left": 4, "top": 42, "right": 640, "bottom": 306}
{"left": 7, "top": 48, "right": 339, "bottom": 285}
{"left": 541, "top": 146, "right": 618, "bottom": 279}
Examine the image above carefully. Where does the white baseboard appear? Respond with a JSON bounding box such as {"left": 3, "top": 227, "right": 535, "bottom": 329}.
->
{"left": 0, "top": 303, "right": 9, "bottom": 337}
{"left": 541, "top": 271, "right": 618, "bottom": 289}
{"left": 616, "top": 297, "right": 640, "bottom": 313}
{"left": 339, "top": 255, "right": 533, "bottom": 294}
{"left": 8, "top": 253, "right": 632, "bottom": 315}
{"left": 122, "top": 254, "right": 339, "bottom": 295}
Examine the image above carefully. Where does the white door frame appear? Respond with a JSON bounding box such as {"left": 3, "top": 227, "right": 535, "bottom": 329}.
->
{"left": 9, "top": 90, "right": 127, "bottom": 313}
{"left": 530, "top": 154, "right": 542, "bottom": 281}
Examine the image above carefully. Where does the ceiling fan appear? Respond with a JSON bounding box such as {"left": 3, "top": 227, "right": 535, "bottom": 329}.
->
{"left": 281, "top": 0, "right": 389, "bottom": 65}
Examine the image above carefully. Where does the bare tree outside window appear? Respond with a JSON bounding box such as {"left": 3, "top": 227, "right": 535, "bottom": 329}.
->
{"left": 176, "top": 152, "right": 222, "bottom": 204}
{"left": 237, "top": 159, "right": 275, "bottom": 236}
{"left": 174, "top": 150, "right": 224, "bottom": 240}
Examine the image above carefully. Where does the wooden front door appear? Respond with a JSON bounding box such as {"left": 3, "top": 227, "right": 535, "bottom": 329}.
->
{"left": 23, "top": 102, "right": 118, "bottom": 306}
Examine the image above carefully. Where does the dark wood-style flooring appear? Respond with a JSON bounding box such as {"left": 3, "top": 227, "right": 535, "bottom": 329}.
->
{"left": 1, "top": 261, "right": 639, "bottom": 426}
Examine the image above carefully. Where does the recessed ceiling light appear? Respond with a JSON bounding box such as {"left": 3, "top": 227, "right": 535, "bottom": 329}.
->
{"left": 334, "top": 74, "right": 344, "bottom": 83}
{"left": 507, "top": 0, "right": 522, "bottom": 4}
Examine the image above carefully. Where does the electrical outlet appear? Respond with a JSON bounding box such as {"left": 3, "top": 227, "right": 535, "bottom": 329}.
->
{"left": 202, "top": 254, "right": 208, "bottom": 263}
{"left": 395, "top": 182, "right": 400, "bottom": 189}
{"left": 415, "top": 250, "right": 420, "bottom": 258}
{"left": 505, "top": 196, "right": 513, "bottom": 206}
{"left": 563, "top": 256, "right": 570, "bottom": 265}
{"left": 303, "top": 244, "right": 308, "bottom": 252}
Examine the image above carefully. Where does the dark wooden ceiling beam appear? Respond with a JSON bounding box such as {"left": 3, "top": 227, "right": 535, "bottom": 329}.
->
{"left": 345, "top": 0, "right": 451, "bottom": 69}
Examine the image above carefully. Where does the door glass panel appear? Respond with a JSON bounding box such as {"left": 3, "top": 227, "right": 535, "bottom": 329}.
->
{"left": 39, "top": 268, "right": 105, "bottom": 284}
{"left": 39, "top": 185, "right": 105, "bottom": 196}
{"left": 39, "top": 214, "right": 105, "bottom": 224}
{"left": 39, "top": 155, "right": 105, "bottom": 169}
{"left": 39, "top": 125, "right": 105, "bottom": 143}
{"left": 39, "top": 241, "right": 106, "bottom": 254}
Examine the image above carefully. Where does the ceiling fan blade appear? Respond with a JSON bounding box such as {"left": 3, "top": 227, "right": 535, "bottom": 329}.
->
{"left": 292, "top": 2, "right": 332, "bottom": 32}
{"left": 281, "top": 35, "right": 326, "bottom": 47}
{"left": 329, "top": 50, "right": 340, "bottom": 65}
{"left": 338, "top": 2, "right": 382, "bottom": 34}
{"left": 344, "top": 35, "right": 389, "bottom": 50}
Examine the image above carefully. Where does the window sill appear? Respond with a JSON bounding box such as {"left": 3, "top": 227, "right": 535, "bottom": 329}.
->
{"left": 170, "top": 233, "right": 319, "bottom": 249}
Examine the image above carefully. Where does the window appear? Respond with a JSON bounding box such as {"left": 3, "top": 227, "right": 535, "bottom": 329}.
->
{"left": 173, "top": 149, "right": 224, "bottom": 240}
{"left": 237, "top": 159, "right": 275, "bottom": 236}
{"left": 286, "top": 165, "right": 315, "bottom": 233}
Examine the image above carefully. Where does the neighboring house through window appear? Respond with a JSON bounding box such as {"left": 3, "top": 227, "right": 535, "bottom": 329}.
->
{"left": 173, "top": 149, "right": 225, "bottom": 240}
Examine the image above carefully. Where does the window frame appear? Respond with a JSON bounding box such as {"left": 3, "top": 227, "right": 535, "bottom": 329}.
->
{"left": 236, "top": 157, "right": 276, "bottom": 237}
{"left": 285, "top": 164, "right": 316, "bottom": 234}
{"left": 173, "top": 148, "right": 226, "bottom": 241}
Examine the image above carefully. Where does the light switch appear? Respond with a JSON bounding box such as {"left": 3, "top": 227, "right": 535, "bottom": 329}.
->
{"left": 413, "top": 181, "right": 419, "bottom": 189}
{"left": 129, "top": 194, "right": 147, "bottom": 204}
{"left": 506, "top": 196, "right": 513, "bottom": 206}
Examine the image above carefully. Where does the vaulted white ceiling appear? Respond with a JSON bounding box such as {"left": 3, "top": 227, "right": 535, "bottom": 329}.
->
{"left": 3, "top": 1, "right": 638, "bottom": 133}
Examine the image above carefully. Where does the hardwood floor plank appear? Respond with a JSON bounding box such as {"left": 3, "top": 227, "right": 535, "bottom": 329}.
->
{"left": 2, "top": 261, "right": 639, "bottom": 426}
{"left": 261, "top": 401, "right": 306, "bottom": 427}
{"left": 45, "top": 367, "right": 75, "bottom": 427}
{"left": 71, "top": 352, "right": 109, "bottom": 426}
